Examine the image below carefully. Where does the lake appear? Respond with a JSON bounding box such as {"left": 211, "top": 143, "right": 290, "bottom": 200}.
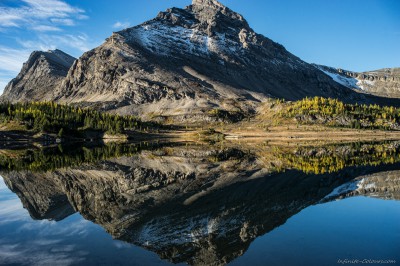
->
{"left": 0, "top": 141, "right": 399, "bottom": 265}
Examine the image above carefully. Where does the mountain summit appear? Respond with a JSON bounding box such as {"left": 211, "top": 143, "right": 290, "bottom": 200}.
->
{"left": 192, "top": 0, "right": 226, "bottom": 8}
{"left": 1, "top": 49, "right": 75, "bottom": 103}
{"left": 51, "top": 0, "right": 358, "bottom": 119}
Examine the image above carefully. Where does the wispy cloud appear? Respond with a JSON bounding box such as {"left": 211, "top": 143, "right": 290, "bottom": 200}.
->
{"left": 112, "top": 21, "right": 130, "bottom": 29}
{"left": 18, "top": 33, "right": 92, "bottom": 53}
{"left": 0, "top": 196, "right": 29, "bottom": 225}
{"left": 0, "top": 32, "right": 93, "bottom": 94}
{"left": 50, "top": 18, "right": 75, "bottom": 26}
{"left": 0, "top": 0, "right": 87, "bottom": 32}
{"left": 0, "top": 1, "right": 96, "bottom": 95}
{"left": 0, "top": 80, "right": 9, "bottom": 92}
{"left": 0, "top": 242, "right": 86, "bottom": 266}
{"left": 32, "top": 25, "right": 62, "bottom": 32}
{"left": 0, "top": 178, "right": 89, "bottom": 266}
{"left": 0, "top": 32, "right": 98, "bottom": 94}
{"left": 0, "top": 48, "right": 29, "bottom": 94}
{"left": 0, "top": 46, "right": 31, "bottom": 73}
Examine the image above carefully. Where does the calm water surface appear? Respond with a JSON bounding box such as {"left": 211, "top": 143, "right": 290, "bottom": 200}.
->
{"left": 0, "top": 142, "right": 399, "bottom": 265}
{"left": 0, "top": 177, "right": 178, "bottom": 266}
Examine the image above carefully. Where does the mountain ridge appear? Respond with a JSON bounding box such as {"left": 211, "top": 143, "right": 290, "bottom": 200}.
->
{"left": 1, "top": 49, "right": 76, "bottom": 103}
{"left": 314, "top": 64, "right": 400, "bottom": 98}
{"left": 1, "top": 0, "right": 399, "bottom": 120}
{"left": 52, "top": 0, "right": 360, "bottom": 120}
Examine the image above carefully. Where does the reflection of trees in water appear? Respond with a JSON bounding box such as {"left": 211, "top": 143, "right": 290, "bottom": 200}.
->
{"left": 2, "top": 140, "right": 400, "bottom": 265}
{"left": 276, "top": 141, "right": 400, "bottom": 174}
{"left": 3, "top": 141, "right": 400, "bottom": 175}
{"left": 0, "top": 142, "right": 179, "bottom": 172}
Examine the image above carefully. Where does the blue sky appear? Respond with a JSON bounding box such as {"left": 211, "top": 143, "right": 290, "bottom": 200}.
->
{"left": 0, "top": 0, "right": 399, "bottom": 94}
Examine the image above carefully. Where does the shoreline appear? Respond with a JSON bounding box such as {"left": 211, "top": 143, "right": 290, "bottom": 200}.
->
{"left": 3, "top": 125, "right": 400, "bottom": 149}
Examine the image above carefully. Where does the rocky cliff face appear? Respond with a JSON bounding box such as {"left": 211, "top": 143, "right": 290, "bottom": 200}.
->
{"left": 314, "top": 64, "right": 400, "bottom": 98}
{"left": 2, "top": 171, "right": 74, "bottom": 221}
{"left": 0, "top": 49, "right": 76, "bottom": 103}
{"left": 54, "top": 0, "right": 359, "bottom": 120}
{"left": 321, "top": 170, "right": 400, "bottom": 202}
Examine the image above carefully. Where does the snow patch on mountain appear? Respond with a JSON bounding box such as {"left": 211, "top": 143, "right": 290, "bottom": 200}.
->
{"left": 132, "top": 22, "right": 210, "bottom": 57}
{"left": 314, "top": 64, "right": 378, "bottom": 93}
{"left": 357, "top": 79, "right": 376, "bottom": 91}
{"left": 322, "top": 180, "right": 360, "bottom": 200}
{"left": 123, "top": 21, "right": 244, "bottom": 60}
{"left": 136, "top": 214, "right": 242, "bottom": 247}
{"left": 315, "top": 65, "right": 361, "bottom": 90}
{"left": 321, "top": 177, "right": 377, "bottom": 202}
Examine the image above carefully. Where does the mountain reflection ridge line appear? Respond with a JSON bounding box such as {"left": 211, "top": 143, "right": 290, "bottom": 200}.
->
{"left": 0, "top": 140, "right": 399, "bottom": 265}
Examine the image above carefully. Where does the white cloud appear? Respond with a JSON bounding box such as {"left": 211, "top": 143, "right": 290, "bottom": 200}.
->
{"left": 0, "top": 79, "right": 10, "bottom": 94}
{"left": 0, "top": 176, "right": 7, "bottom": 190}
{"left": 113, "top": 21, "right": 130, "bottom": 29}
{"left": 0, "top": 187, "right": 30, "bottom": 225}
{"left": 0, "top": 1, "right": 96, "bottom": 95}
{"left": 0, "top": 46, "right": 30, "bottom": 73}
{"left": 22, "top": 0, "right": 84, "bottom": 17}
{"left": 50, "top": 18, "right": 75, "bottom": 26}
{"left": 0, "top": 176, "right": 89, "bottom": 265}
{"left": 0, "top": 14, "right": 23, "bottom": 27}
{"left": 0, "top": 32, "right": 94, "bottom": 95}
{"left": 18, "top": 33, "right": 92, "bottom": 53}
{"left": 32, "top": 25, "right": 62, "bottom": 32}
{"left": 17, "top": 39, "right": 56, "bottom": 51}
{"left": 0, "top": 0, "right": 87, "bottom": 32}
{"left": 0, "top": 46, "right": 31, "bottom": 95}
{"left": 0, "top": 32, "right": 97, "bottom": 94}
{"left": 0, "top": 242, "right": 86, "bottom": 266}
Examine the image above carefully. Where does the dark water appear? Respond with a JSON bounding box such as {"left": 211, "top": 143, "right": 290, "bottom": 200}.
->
{"left": 0, "top": 141, "right": 399, "bottom": 265}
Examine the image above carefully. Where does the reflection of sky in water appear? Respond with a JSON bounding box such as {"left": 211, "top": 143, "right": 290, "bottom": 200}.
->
{"left": 1, "top": 171, "right": 399, "bottom": 266}
{"left": 0, "top": 176, "right": 177, "bottom": 266}
{"left": 231, "top": 197, "right": 400, "bottom": 266}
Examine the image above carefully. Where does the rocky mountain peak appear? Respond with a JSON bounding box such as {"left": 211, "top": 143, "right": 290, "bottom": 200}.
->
{"left": 46, "top": 49, "right": 76, "bottom": 68}
{"left": 51, "top": 0, "right": 365, "bottom": 118}
{"left": 150, "top": 0, "right": 247, "bottom": 38}
{"left": 19, "top": 49, "right": 75, "bottom": 76}
{"left": 0, "top": 49, "right": 75, "bottom": 103}
{"left": 192, "top": 0, "right": 225, "bottom": 8}
{"left": 189, "top": 0, "right": 248, "bottom": 37}
{"left": 191, "top": 0, "right": 226, "bottom": 13}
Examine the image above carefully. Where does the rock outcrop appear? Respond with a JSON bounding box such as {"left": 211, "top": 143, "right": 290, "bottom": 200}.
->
{"left": 3, "top": 171, "right": 75, "bottom": 221}
{"left": 314, "top": 64, "right": 400, "bottom": 98}
{"left": 0, "top": 49, "right": 76, "bottom": 103}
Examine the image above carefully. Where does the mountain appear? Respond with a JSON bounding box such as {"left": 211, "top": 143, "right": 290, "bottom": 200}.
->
{"left": 314, "top": 64, "right": 400, "bottom": 98}
{"left": 1, "top": 0, "right": 399, "bottom": 120}
{"left": 0, "top": 49, "right": 76, "bottom": 103}
{"left": 52, "top": 0, "right": 362, "bottom": 119}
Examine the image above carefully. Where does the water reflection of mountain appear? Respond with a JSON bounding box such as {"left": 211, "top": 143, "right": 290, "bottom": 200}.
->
{"left": 2, "top": 142, "right": 400, "bottom": 265}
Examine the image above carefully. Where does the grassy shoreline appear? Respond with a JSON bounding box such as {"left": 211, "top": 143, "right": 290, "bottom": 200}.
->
{"left": 3, "top": 97, "right": 400, "bottom": 146}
